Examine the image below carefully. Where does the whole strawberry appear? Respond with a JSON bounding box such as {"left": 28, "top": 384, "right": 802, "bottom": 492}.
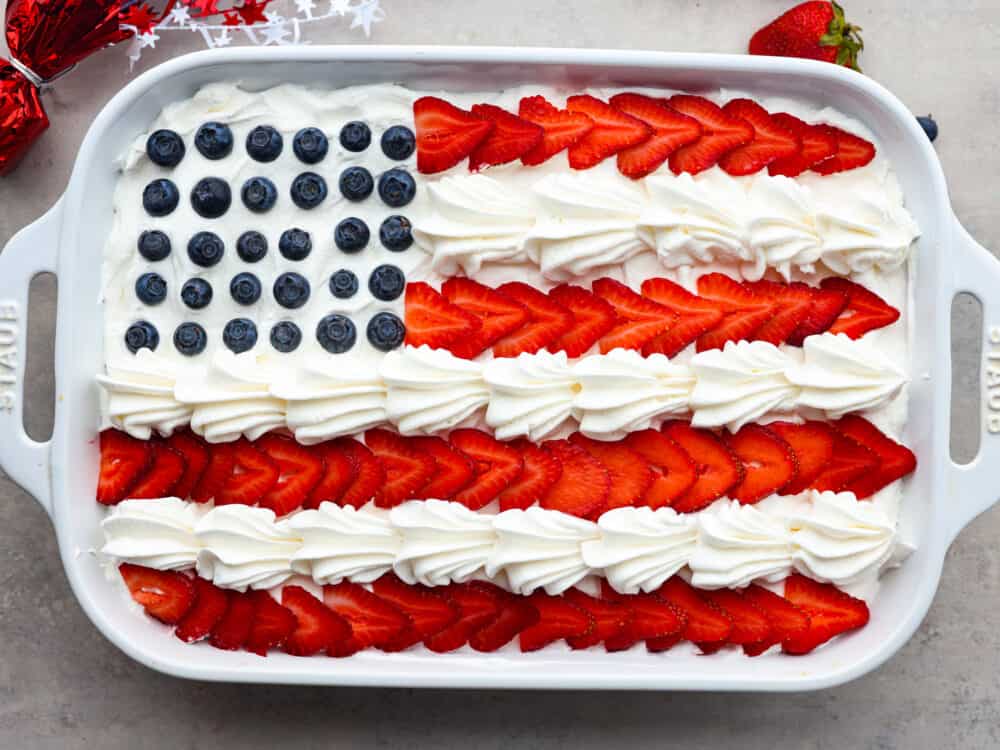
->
{"left": 749, "top": 1, "right": 864, "bottom": 71}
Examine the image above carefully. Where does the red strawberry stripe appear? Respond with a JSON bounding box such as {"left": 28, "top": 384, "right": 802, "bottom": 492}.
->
{"left": 667, "top": 95, "right": 755, "bottom": 175}
{"left": 768, "top": 113, "right": 839, "bottom": 177}
{"left": 519, "top": 95, "right": 595, "bottom": 166}
{"left": 468, "top": 103, "right": 543, "bottom": 171}
{"left": 719, "top": 98, "right": 801, "bottom": 176}
{"left": 565, "top": 94, "right": 652, "bottom": 170}
{"left": 414, "top": 96, "right": 494, "bottom": 174}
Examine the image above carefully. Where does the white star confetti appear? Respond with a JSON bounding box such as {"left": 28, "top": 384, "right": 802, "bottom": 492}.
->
{"left": 168, "top": 4, "right": 191, "bottom": 26}
{"left": 295, "top": 0, "right": 316, "bottom": 19}
{"left": 349, "top": 0, "right": 383, "bottom": 36}
{"left": 328, "top": 0, "right": 351, "bottom": 17}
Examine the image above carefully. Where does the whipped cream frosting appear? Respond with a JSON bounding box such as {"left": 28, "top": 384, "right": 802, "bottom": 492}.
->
{"left": 483, "top": 350, "right": 579, "bottom": 441}
{"left": 101, "top": 491, "right": 905, "bottom": 594}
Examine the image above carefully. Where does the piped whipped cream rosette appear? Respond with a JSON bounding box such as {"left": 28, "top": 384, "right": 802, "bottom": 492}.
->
{"left": 101, "top": 491, "right": 905, "bottom": 595}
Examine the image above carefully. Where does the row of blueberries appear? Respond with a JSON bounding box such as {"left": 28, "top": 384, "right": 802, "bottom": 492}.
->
{"left": 137, "top": 215, "right": 412, "bottom": 268}
{"left": 125, "top": 310, "right": 405, "bottom": 357}
{"left": 142, "top": 167, "right": 416, "bottom": 218}
{"left": 146, "top": 122, "right": 415, "bottom": 167}
{"left": 135, "top": 265, "right": 405, "bottom": 309}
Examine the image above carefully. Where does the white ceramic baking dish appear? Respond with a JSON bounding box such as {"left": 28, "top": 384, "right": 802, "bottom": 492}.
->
{"left": 1, "top": 45, "right": 997, "bottom": 691}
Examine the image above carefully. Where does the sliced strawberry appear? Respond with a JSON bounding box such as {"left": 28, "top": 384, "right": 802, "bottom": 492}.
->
{"left": 467, "top": 103, "right": 543, "bottom": 171}
{"left": 449, "top": 429, "right": 523, "bottom": 510}
{"left": 609, "top": 92, "right": 702, "bottom": 178}
{"left": 767, "top": 421, "right": 836, "bottom": 495}
{"left": 767, "top": 113, "right": 839, "bottom": 177}
{"left": 658, "top": 576, "right": 732, "bottom": 650}
{"left": 822, "top": 277, "right": 901, "bottom": 339}
{"left": 424, "top": 581, "right": 504, "bottom": 653}
{"left": 741, "top": 583, "right": 810, "bottom": 656}
{"left": 834, "top": 415, "right": 916, "bottom": 498}
{"left": 191, "top": 441, "right": 236, "bottom": 504}
{"left": 640, "top": 277, "right": 724, "bottom": 357}
{"left": 364, "top": 429, "right": 435, "bottom": 508}
{"left": 569, "top": 433, "right": 653, "bottom": 514}
{"left": 519, "top": 593, "right": 594, "bottom": 652}
{"left": 410, "top": 435, "right": 476, "bottom": 500}
{"left": 747, "top": 280, "right": 814, "bottom": 346}
{"left": 518, "top": 95, "right": 595, "bottom": 166}
{"left": 165, "top": 431, "right": 209, "bottom": 499}
{"left": 414, "top": 96, "right": 495, "bottom": 174}
{"left": 441, "top": 277, "right": 528, "bottom": 359}
{"left": 592, "top": 277, "right": 677, "bottom": 353}
{"left": 245, "top": 590, "right": 297, "bottom": 656}
{"left": 702, "top": 588, "right": 772, "bottom": 645}
{"left": 175, "top": 577, "right": 229, "bottom": 643}
{"left": 546, "top": 284, "right": 616, "bottom": 358}
{"left": 645, "top": 630, "right": 686, "bottom": 653}
{"left": 491, "top": 281, "right": 573, "bottom": 358}
{"left": 214, "top": 438, "right": 280, "bottom": 508}
{"left": 260, "top": 434, "right": 325, "bottom": 515}
{"left": 662, "top": 422, "right": 743, "bottom": 513}
{"left": 209, "top": 591, "right": 255, "bottom": 651}
{"left": 539, "top": 439, "right": 610, "bottom": 518}
{"left": 667, "top": 94, "right": 755, "bottom": 175}
{"left": 723, "top": 424, "right": 798, "bottom": 503}
{"left": 337, "top": 438, "right": 386, "bottom": 508}
{"left": 695, "top": 272, "right": 775, "bottom": 351}
{"left": 782, "top": 574, "right": 870, "bottom": 654}
{"left": 304, "top": 440, "right": 357, "bottom": 509}
{"left": 128, "top": 442, "right": 185, "bottom": 499}
{"left": 405, "top": 281, "right": 481, "bottom": 351}
{"left": 97, "top": 429, "right": 150, "bottom": 504}
{"left": 810, "top": 428, "right": 879, "bottom": 493}
{"left": 497, "top": 439, "right": 562, "bottom": 511}
{"left": 786, "top": 286, "right": 848, "bottom": 346}
{"left": 468, "top": 594, "right": 539, "bottom": 653}
{"left": 624, "top": 429, "right": 697, "bottom": 508}
{"left": 323, "top": 580, "right": 409, "bottom": 656}
{"left": 281, "top": 585, "right": 352, "bottom": 656}
{"left": 119, "top": 563, "right": 195, "bottom": 625}
{"left": 601, "top": 585, "right": 685, "bottom": 652}
{"left": 563, "top": 588, "right": 632, "bottom": 649}
{"left": 565, "top": 94, "right": 651, "bottom": 170}
{"left": 371, "top": 573, "right": 460, "bottom": 650}
{"left": 811, "top": 126, "right": 876, "bottom": 175}
{"left": 719, "top": 98, "right": 801, "bottom": 176}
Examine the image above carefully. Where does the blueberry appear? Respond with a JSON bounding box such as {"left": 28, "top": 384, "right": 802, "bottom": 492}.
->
{"left": 270, "top": 321, "right": 302, "bottom": 353}
{"left": 381, "top": 125, "right": 415, "bottom": 160}
{"left": 181, "top": 278, "right": 213, "bottom": 310}
{"left": 237, "top": 231, "right": 268, "bottom": 263}
{"left": 135, "top": 272, "right": 167, "bottom": 306}
{"left": 378, "top": 168, "right": 416, "bottom": 208}
{"left": 188, "top": 232, "right": 225, "bottom": 267}
{"left": 379, "top": 215, "right": 413, "bottom": 252}
{"left": 329, "top": 269, "right": 359, "bottom": 299}
{"left": 339, "top": 121, "right": 371, "bottom": 152}
{"left": 241, "top": 177, "right": 277, "bottom": 213}
{"left": 230, "top": 272, "right": 262, "bottom": 305}
{"left": 273, "top": 272, "right": 310, "bottom": 309}
{"left": 190, "top": 177, "right": 232, "bottom": 218}
{"left": 125, "top": 321, "right": 159, "bottom": 353}
{"left": 339, "top": 166, "right": 374, "bottom": 202}
{"left": 246, "top": 125, "right": 283, "bottom": 162}
{"left": 316, "top": 314, "right": 357, "bottom": 354}
{"left": 279, "top": 228, "right": 312, "bottom": 260}
{"left": 137, "top": 230, "right": 171, "bottom": 261}
{"left": 335, "top": 217, "right": 370, "bottom": 253}
{"left": 917, "top": 115, "right": 938, "bottom": 142}
{"left": 194, "top": 122, "right": 234, "bottom": 159}
{"left": 223, "top": 318, "right": 258, "bottom": 354}
{"left": 146, "top": 129, "right": 185, "bottom": 167}
{"left": 290, "top": 172, "right": 327, "bottom": 209}
{"left": 368, "top": 264, "right": 405, "bottom": 301}
{"left": 293, "top": 127, "right": 329, "bottom": 164}
{"left": 367, "top": 312, "right": 405, "bottom": 352}
{"left": 142, "top": 178, "right": 180, "bottom": 216}
{"left": 174, "top": 322, "right": 207, "bottom": 356}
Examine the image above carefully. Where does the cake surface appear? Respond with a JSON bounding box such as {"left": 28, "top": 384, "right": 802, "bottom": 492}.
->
{"left": 94, "top": 82, "right": 918, "bottom": 658}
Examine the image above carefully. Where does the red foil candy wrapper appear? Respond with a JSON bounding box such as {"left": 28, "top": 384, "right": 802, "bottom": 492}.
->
{"left": 1, "top": 0, "right": 134, "bottom": 174}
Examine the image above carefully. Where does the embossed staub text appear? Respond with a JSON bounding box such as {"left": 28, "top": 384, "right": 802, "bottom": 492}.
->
{"left": 0, "top": 301, "right": 17, "bottom": 413}
{"left": 986, "top": 326, "right": 1000, "bottom": 434}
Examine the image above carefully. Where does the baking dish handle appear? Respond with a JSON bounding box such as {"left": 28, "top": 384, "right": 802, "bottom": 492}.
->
{"left": 0, "top": 201, "right": 61, "bottom": 517}
{"left": 948, "top": 215, "right": 1000, "bottom": 541}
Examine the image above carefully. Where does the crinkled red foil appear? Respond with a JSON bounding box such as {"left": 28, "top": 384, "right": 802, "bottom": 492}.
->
{"left": 1, "top": 0, "right": 134, "bottom": 174}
